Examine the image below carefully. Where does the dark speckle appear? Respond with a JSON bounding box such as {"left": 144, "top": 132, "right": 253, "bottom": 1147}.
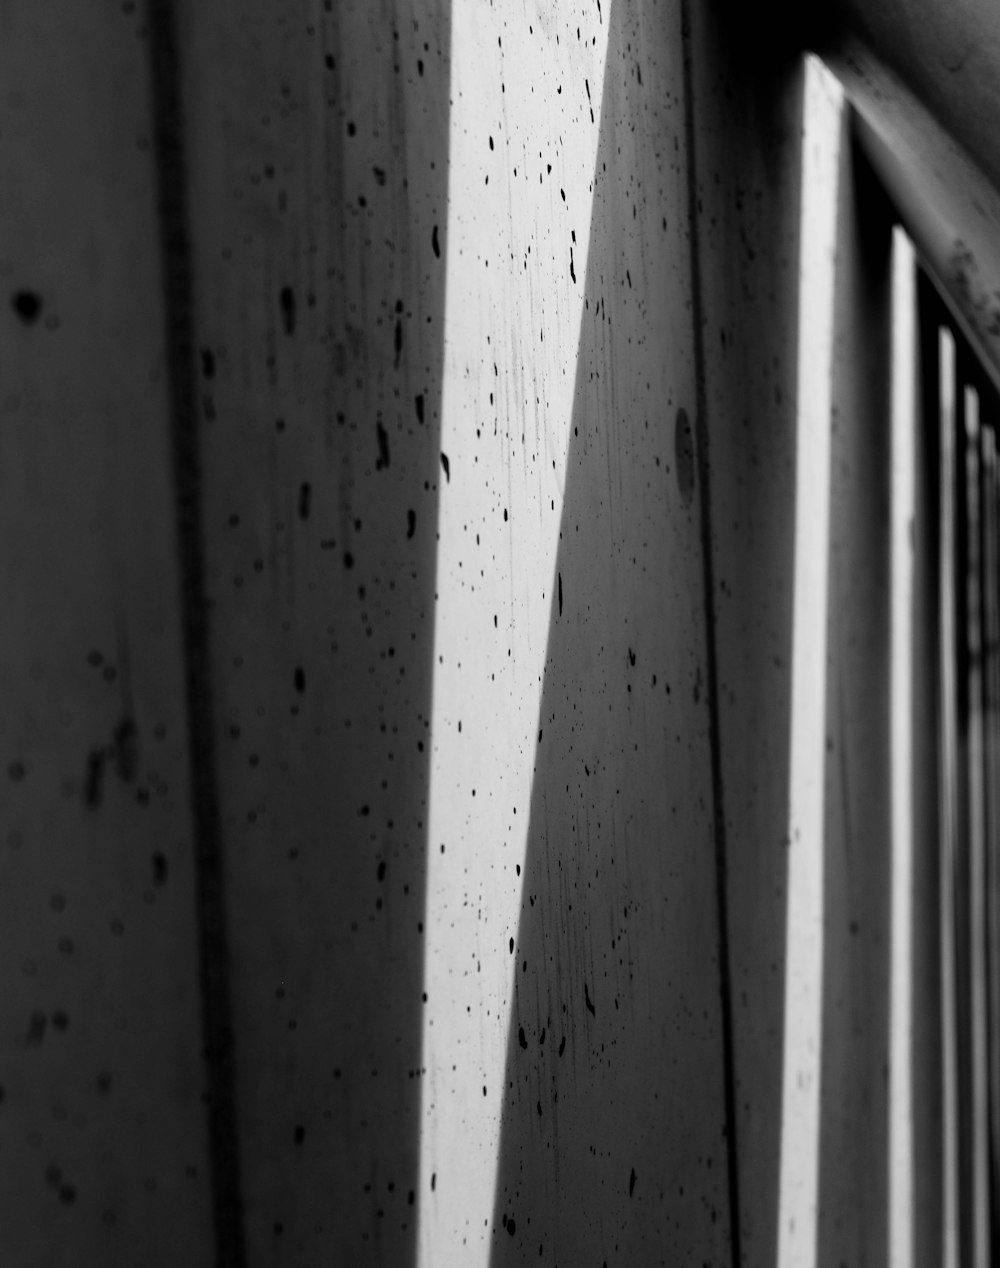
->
{"left": 152, "top": 852, "right": 168, "bottom": 886}
{"left": 629, "top": 1167, "right": 637, "bottom": 1196}
{"left": 113, "top": 716, "right": 138, "bottom": 782}
{"left": 415, "top": 393, "right": 425, "bottom": 425}
{"left": 407, "top": 509, "right": 416, "bottom": 539}
{"left": 84, "top": 748, "right": 105, "bottom": 808}
{"left": 394, "top": 317, "right": 403, "bottom": 368}
{"left": 558, "top": 571, "right": 563, "bottom": 616}
{"left": 558, "top": 1035, "right": 566, "bottom": 1056}
{"left": 432, "top": 225, "right": 440, "bottom": 258}
{"left": 11, "top": 290, "right": 41, "bottom": 323}
{"left": 675, "top": 407, "right": 696, "bottom": 505}
{"left": 279, "top": 286, "right": 296, "bottom": 335}
{"left": 200, "top": 348, "right": 215, "bottom": 379}
{"left": 298, "top": 482, "right": 312, "bottom": 520}
{"left": 26, "top": 1010, "right": 47, "bottom": 1047}
{"left": 440, "top": 452, "right": 450, "bottom": 482}
{"left": 343, "top": 551, "right": 354, "bottom": 570}
{"left": 518, "top": 1025, "right": 527, "bottom": 1050}
{"left": 294, "top": 666, "right": 306, "bottom": 693}
{"left": 584, "top": 982, "right": 595, "bottom": 1016}
{"left": 376, "top": 421, "right": 391, "bottom": 470}
{"left": 7, "top": 760, "right": 26, "bottom": 782}
{"left": 294, "top": 1125, "right": 305, "bottom": 1145}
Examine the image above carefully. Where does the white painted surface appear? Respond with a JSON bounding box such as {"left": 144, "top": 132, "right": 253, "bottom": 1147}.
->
{"left": 777, "top": 54, "right": 843, "bottom": 1268}
{"left": 939, "top": 325, "right": 960, "bottom": 1268}
{"left": 890, "top": 226, "right": 916, "bottom": 1268}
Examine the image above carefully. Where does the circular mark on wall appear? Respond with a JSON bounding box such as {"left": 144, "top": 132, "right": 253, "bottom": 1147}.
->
{"left": 675, "top": 407, "right": 696, "bottom": 506}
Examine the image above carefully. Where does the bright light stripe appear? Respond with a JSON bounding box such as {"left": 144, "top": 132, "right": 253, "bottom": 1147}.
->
{"left": 415, "top": 13, "right": 611, "bottom": 1264}
{"left": 776, "top": 55, "right": 843, "bottom": 1268}
{"left": 939, "top": 326, "right": 960, "bottom": 1268}
{"left": 889, "top": 227, "right": 917, "bottom": 1268}
{"left": 964, "top": 386, "right": 990, "bottom": 1268}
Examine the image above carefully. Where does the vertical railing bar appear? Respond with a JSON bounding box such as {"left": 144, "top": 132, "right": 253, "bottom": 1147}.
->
{"left": 964, "top": 384, "right": 990, "bottom": 1268}
{"left": 890, "top": 226, "right": 917, "bottom": 1268}
{"left": 979, "top": 417, "right": 1000, "bottom": 1262}
{"left": 939, "top": 323, "right": 961, "bottom": 1268}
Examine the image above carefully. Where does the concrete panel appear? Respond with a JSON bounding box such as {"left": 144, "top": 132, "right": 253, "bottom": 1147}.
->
{"left": 422, "top": 1, "right": 812, "bottom": 1265}
{"left": 484, "top": 1, "right": 730, "bottom": 1262}
{"left": 685, "top": 10, "right": 804, "bottom": 1267}
{"left": 173, "top": 0, "right": 451, "bottom": 1261}
{"left": 0, "top": 3, "right": 213, "bottom": 1264}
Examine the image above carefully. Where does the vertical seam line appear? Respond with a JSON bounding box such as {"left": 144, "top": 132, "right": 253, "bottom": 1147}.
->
{"left": 680, "top": 7, "right": 744, "bottom": 1267}
{"left": 147, "top": 5, "right": 247, "bottom": 1265}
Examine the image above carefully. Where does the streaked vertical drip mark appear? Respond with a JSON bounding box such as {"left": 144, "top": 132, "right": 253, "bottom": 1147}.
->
{"left": 679, "top": 6, "right": 741, "bottom": 1263}
{"left": 776, "top": 55, "right": 843, "bottom": 1268}
{"left": 965, "top": 386, "right": 990, "bottom": 1268}
{"left": 147, "top": 4, "right": 247, "bottom": 1265}
{"left": 939, "top": 326, "right": 960, "bottom": 1268}
{"left": 889, "top": 227, "right": 916, "bottom": 1268}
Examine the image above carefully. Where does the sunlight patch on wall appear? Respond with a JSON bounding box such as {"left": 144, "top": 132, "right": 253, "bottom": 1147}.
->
{"left": 416, "top": 7, "right": 611, "bottom": 1263}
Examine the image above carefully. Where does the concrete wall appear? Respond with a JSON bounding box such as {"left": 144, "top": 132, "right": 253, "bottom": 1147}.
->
{"left": 0, "top": 2, "right": 922, "bottom": 1266}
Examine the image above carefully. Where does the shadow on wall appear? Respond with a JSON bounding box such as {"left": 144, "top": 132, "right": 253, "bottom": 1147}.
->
{"left": 171, "top": 1, "right": 454, "bottom": 1262}
{"left": 485, "top": 2, "right": 805, "bottom": 1263}
{"left": 685, "top": 11, "right": 805, "bottom": 1267}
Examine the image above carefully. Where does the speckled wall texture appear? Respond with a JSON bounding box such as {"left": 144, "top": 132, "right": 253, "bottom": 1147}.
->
{"left": 0, "top": 2, "right": 900, "bottom": 1266}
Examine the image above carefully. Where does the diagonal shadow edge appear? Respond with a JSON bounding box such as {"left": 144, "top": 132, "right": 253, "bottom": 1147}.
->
{"left": 485, "top": 4, "right": 805, "bottom": 1264}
